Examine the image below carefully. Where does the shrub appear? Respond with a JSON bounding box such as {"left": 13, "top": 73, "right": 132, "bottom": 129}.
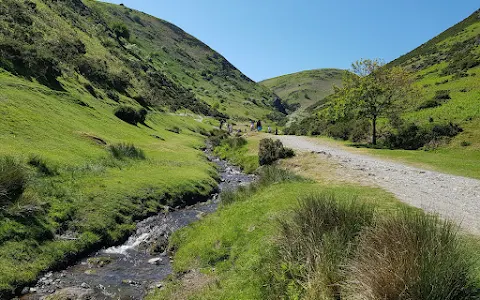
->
{"left": 108, "top": 143, "right": 145, "bottom": 160}
{"left": 112, "top": 22, "right": 130, "bottom": 40}
{"left": 461, "top": 141, "right": 471, "bottom": 147}
{"left": 434, "top": 90, "right": 451, "bottom": 100}
{"left": 258, "top": 139, "right": 295, "bottom": 166}
{"left": 28, "top": 155, "right": 58, "bottom": 176}
{"left": 0, "top": 157, "right": 28, "bottom": 208}
{"left": 344, "top": 210, "right": 479, "bottom": 300}
{"left": 270, "top": 193, "right": 375, "bottom": 299}
{"left": 114, "top": 106, "right": 148, "bottom": 125}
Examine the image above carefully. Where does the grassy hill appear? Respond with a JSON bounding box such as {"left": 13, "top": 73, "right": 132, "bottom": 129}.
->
{"left": 260, "top": 69, "right": 344, "bottom": 119}
{"left": 0, "top": 0, "right": 286, "bottom": 296}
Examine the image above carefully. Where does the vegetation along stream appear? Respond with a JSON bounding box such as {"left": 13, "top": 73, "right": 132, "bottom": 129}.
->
{"left": 20, "top": 152, "right": 255, "bottom": 300}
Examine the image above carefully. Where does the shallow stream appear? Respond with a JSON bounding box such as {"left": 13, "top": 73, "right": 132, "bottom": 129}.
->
{"left": 21, "top": 154, "right": 254, "bottom": 300}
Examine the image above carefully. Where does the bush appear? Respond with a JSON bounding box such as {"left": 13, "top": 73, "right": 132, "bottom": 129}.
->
{"left": 0, "top": 157, "right": 28, "bottom": 208}
{"left": 114, "top": 106, "right": 148, "bottom": 125}
{"left": 258, "top": 139, "right": 295, "bottom": 166}
{"left": 344, "top": 210, "right": 479, "bottom": 300}
{"left": 108, "top": 143, "right": 145, "bottom": 160}
{"left": 28, "top": 155, "right": 57, "bottom": 176}
{"left": 384, "top": 122, "right": 462, "bottom": 150}
{"left": 269, "top": 193, "right": 375, "bottom": 299}
{"left": 112, "top": 22, "right": 130, "bottom": 40}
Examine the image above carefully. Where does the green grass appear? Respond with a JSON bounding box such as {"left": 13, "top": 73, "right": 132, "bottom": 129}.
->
{"left": 213, "top": 134, "right": 261, "bottom": 173}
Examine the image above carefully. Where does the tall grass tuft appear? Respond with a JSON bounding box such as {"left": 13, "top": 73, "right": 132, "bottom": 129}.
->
{"left": 108, "top": 143, "right": 146, "bottom": 160}
{"left": 343, "top": 210, "right": 479, "bottom": 300}
{"left": 270, "top": 193, "right": 375, "bottom": 299}
{"left": 0, "top": 157, "right": 28, "bottom": 208}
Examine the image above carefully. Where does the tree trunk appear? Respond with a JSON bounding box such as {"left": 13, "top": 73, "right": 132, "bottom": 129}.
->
{"left": 372, "top": 116, "right": 377, "bottom": 145}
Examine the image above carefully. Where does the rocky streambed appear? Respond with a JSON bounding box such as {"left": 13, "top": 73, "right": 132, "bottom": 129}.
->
{"left": 20, "top": 155, "right": 255, "bottom": 300}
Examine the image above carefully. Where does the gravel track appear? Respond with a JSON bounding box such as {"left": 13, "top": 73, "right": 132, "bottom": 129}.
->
{"left": 277, "top": 135, "right": 480, "bottom": 235}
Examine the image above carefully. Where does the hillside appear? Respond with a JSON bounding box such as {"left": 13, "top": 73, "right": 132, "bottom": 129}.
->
{"left": 260, "top": 69, "right": 343, "bottom": 118}
{"left": 288, "top": 9, "right": 480, "bottom": 149}
{"left": 0, "top": 0, "right": 286, "bottom": 296}
{"left": 0, "top": 0, "right": 286, "bottom": 122}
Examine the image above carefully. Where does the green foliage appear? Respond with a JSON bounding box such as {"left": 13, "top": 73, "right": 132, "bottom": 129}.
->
{"left": 111, "top": 22, "right": 131, "bottom": 40}
{"left": 0, "top": 157, "right": 27, "bottom": 208}
{"left": 108, "top": 143, "right": 146, "bottom": 160}
{"left": 114, "top": 106, "right": 147, "bottom": 125}
{"left": 345, "top": 210, "right": 479, "bottom": 300}
{"left": 258, "top": 139, "right": 295, "bottom": 166}
{"left": 331, "top": 59, "right": 415, "bottom": 145}
{"left": 385, "top": 122, "right": 463, "bottom": 150}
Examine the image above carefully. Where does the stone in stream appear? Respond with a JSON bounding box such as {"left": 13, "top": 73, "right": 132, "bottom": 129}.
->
{"left": 44, "top": 287, "right": 94, "bottom": 300}
{"left": 148, "top": 257, "right": 163, "bottom": 265}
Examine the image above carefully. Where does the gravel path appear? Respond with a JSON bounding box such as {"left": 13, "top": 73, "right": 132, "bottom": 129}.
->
{"left": 277, "top": 135, "right": 480, "bottom": 235}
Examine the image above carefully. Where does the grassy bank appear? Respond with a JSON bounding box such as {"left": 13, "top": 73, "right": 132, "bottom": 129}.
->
{"left": 212, "top": 133, "right": 263, "bottom": 173}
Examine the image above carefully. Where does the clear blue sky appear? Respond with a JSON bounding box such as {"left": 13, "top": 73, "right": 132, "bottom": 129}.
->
{"left": 103, "top": 0, "right": 479, "bottom": 82}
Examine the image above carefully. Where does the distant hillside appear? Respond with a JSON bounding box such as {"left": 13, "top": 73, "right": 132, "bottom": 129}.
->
{"left": 260, "top": 69, "right": 344, "bottom": 115}
{"left": 0, "top": 0, "right": 286, "bottom": 121}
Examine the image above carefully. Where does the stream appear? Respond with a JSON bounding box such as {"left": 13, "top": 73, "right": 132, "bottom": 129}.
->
{"left": 21, "top": 154, "right": 255, "bottom": 300}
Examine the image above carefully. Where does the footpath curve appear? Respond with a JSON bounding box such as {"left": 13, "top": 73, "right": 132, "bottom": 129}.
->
{"left": 276, "top": 135, "right": 480, "bottom": 235}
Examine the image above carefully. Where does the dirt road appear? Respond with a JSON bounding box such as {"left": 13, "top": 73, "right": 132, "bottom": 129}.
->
{"left": 277, "top": 135, "right": 480, "bottom": 235}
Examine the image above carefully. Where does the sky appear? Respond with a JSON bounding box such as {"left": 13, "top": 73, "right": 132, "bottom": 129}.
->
{"left": 103, "top": 0, "right": 479, "bottom": 82}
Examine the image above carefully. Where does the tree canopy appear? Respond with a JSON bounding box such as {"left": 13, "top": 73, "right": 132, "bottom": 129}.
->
{"left": 330, "top": 59, "right": 415, "bottom": 145}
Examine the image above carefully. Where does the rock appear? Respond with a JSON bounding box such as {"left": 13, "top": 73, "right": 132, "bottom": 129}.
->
{"left": 30, "top": 287, "right": 37, "bottom": 293}
{"left": 148, "top": 257, "right": 162, "bottom": 265}
{"left": 21, "top": 287, "right": 30, "bottom": 295}
{"left": 149, "top": 235, "right": 169, "bottom": 255}
{"left": 80, "top": 282, "right": 90, "bottom": 289}
{"left": 45, "top": 287, "right": 94, "bottom": 300}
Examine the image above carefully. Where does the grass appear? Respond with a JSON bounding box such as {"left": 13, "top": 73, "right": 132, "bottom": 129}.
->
{"left": 271, "top": 193, "right": 375, "bottom": 299}
{"left": 213, "top": 133, "right": 262, "bottom": 173}
{"left": 108, "top": 143, "right": 146, "bottom": 160}
{"left": 344, "top": 210, "right": 478, "bottom": 300}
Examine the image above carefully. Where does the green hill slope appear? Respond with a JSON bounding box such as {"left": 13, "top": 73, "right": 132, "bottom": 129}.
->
{"left": 387, "top": 9, "right": 480, "bottom": 149}
{"left": 0, "top": 0, "right": 286, "bottom": 296}
{"left": 260, "top": 69, "right": 344, "bottom": 115}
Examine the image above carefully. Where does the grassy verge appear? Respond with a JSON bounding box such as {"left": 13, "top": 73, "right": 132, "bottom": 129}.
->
{"left": 212, "top": 133, "right": 262, "bottom": 173}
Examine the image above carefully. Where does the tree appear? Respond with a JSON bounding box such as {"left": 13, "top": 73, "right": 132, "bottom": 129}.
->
{"left": 333, "top": 59, "right": 414, "bottom": 145}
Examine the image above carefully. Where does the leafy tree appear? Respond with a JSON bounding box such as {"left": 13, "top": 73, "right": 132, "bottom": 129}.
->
{"left": 331, "top": 59, "right": 415, "bottom": 145}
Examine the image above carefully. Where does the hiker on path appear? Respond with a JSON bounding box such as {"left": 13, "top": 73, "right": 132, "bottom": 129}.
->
{"left": 268, "top": 125, "right": 272, "bottom": 133}
{"left": 250, "top": 120, "right": 255, "bottom": 131}
{"left": 257, "top": 120, "right": 262, "bottom": 132}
